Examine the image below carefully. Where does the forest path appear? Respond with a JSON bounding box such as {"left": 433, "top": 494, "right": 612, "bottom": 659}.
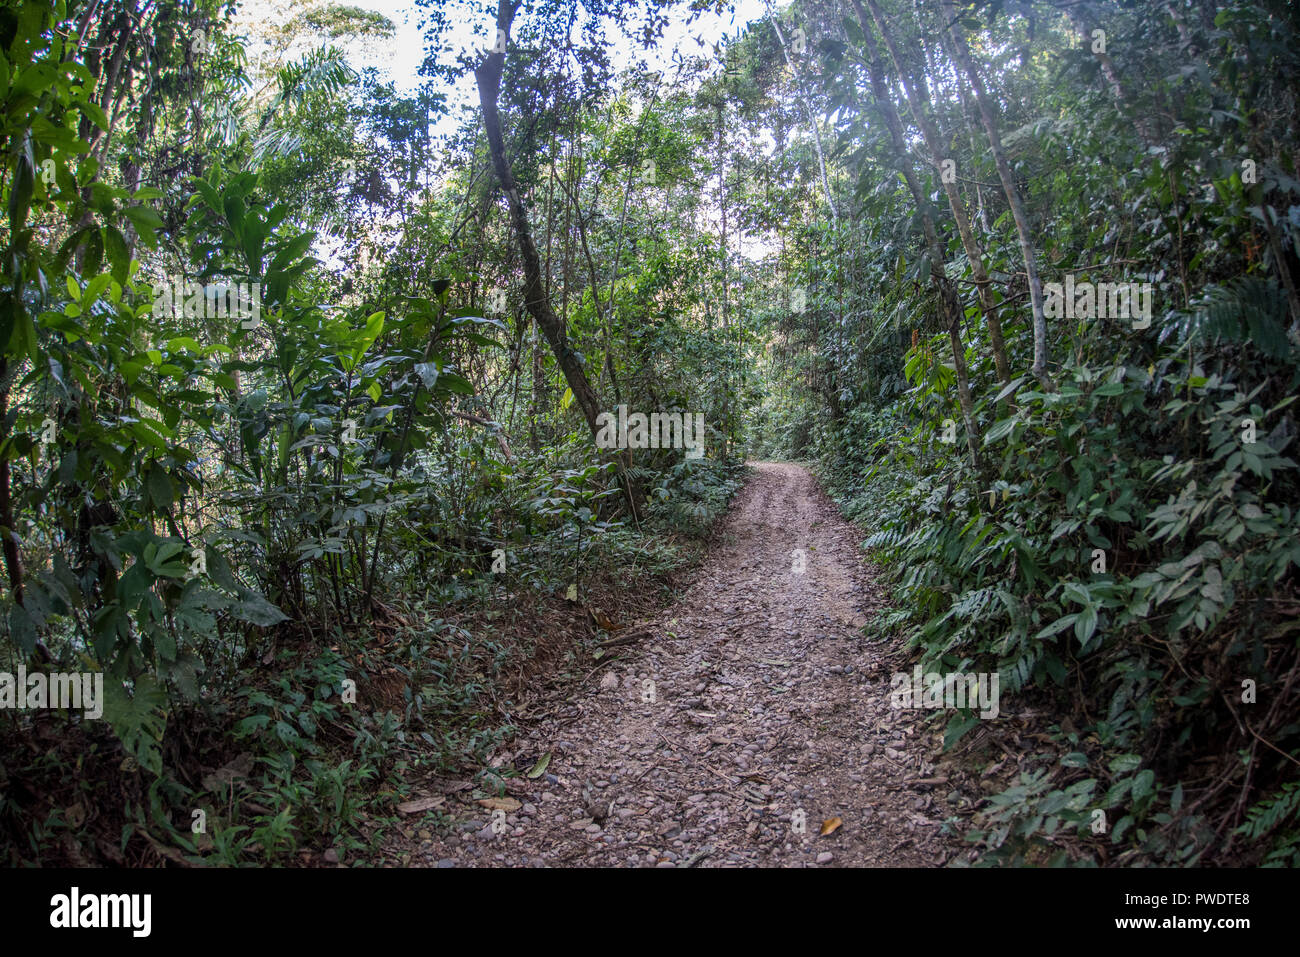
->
{"left": 404, "top": 462, "right": 958, "bottom": 867}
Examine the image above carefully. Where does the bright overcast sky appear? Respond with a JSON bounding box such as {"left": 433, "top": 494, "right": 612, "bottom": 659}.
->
{"left": 234, "top": 0, "right": 785, "bottom": 261}
{"left": 340, "top": 0, "right": 774, "bottom": 94}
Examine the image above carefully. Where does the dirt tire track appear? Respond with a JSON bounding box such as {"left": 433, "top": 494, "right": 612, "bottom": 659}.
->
{"left": 404, "top": 462, "right": 960, "bottom": 867}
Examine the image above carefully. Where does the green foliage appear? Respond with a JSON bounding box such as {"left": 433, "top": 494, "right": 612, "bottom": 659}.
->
{"left": 19, "top": 0, "right": 1299, "bottom": 872}
{"left": 1238, "top": 782, "right": 1300, "bottom": 867}
{"left": 644, "top": 459, "right": 746, "bottom": 536}
{"left": 769, "top": 0, "right": 1300, "bottom": 867}
{"left": 0, "top": 0, "right": 744, "bottom": 864}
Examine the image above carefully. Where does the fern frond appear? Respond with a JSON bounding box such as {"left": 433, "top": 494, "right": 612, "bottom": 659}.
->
{"left": 1238, "top": 780, "right": 1300, "bottom": 840}
{"left": 1167, "top": 277, "right": 1293, "bottom": 359}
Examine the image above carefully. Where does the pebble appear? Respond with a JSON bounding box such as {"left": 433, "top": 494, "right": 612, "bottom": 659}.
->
{"left": 381, "top": 473, "right": 958, "bottom": 869}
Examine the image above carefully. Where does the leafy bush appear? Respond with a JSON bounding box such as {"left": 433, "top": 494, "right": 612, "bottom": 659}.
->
{"left": 820, "top": 328, "right": 1299, "bottom": 864}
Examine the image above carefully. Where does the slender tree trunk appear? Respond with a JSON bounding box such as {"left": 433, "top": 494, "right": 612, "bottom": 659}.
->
{"left": 941, "top": 0, "right": 1051, "bottom": 386}
{"left": 717, "top": 104, "right": 731, "bottom": 458}
{"left": 476, "top": 1, "right": 641, "bottom": 517}
{"left": 530, "top": 317, "right": 543, "bottom": 453}
{"left": 1261, "top": 203, "right": 1300, "bottom": 330}
{"left": 0, "top": 361, "right": 24, "bottom": 607}
{"left": 1163, "top": 1, "right": 1195, "bottom": 52}
{"left": 852, "top": 2, "right": 982, "bottom": 466}
{"left": 765, "top": 0, "right": 837, "bottom": 222}
{"left": 475, "top": 4, "right": 603, "bottom": 438}
{"left": 854, "top": 0, "right": 1012, "bottom": 391}
{"left": 1063, "top": 8, "right": 1156, "bottom": 148}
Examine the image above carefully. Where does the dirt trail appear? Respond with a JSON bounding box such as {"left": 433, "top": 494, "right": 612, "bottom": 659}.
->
{"left": 405, "top": 462, "right": 960, "bottom": 867}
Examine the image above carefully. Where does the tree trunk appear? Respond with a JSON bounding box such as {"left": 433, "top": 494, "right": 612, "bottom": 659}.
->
{"left": 852, "top": 2, "right": 982, "bottom": 467}
{"left": 475, "top": 1, "right": 641, "bottom": 518}
{"left": 0, "top": 360, "right": 24, "bottom": 607}
{"left": 855, "top": 0, "right": 1012, "bottom": 392}
{"left": 941, "top": 0, "right": 1051, "bottom": 387}
{"left": 474, "top": 2, "right": 603, "bottom": 439}
{"left": 765, "top": 0, "right": 837, "bottom": 222}
{"left": 1063, "top": 8, "right": 1157, "bottom": 149}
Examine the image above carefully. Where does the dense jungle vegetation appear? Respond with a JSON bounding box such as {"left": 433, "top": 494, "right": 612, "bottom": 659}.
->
{"left": 1, "top": 0, "right": 1297, "bottom": 869}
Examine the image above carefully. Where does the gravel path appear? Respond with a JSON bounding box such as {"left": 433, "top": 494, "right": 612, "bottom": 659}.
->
{"left": 401, "top": 462, "right": 960, "bottom": 867}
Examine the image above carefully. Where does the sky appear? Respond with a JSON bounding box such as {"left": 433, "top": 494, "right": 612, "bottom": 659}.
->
{"left": 337, "top": 0, "right": 773, "bottom": 95}
{"left": 232, "top": 0, "right": 779, "bottom": 150}
{"left": 232, "top": 0, "right": 787, "bottom": 262}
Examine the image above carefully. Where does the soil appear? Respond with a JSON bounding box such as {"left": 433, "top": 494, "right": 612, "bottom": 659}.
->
{"left": 391, "top": 462, "right": 966, "bottom": 867}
